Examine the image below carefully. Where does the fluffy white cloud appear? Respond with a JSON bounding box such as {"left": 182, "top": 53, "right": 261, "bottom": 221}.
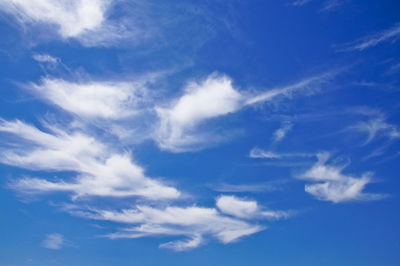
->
{"left": 0, "top": 119, "right": 180, "bottom": 200}
{"left": 42, "top": 233, "right": 65, "bottom": 250}
{"left": 30, "top": 78, "right": 147, "bottom": 119}
{"left": 0, "top": 0, "right": 108, "bottom": 36}
{"left": 154, "top": 74, "right": 243, "bottom": 152}
{"left": 155, "top": 72, "right": 334, "bottom": 152}
{"left": 66, "top": 195, "right": 287, "bottom": 251}
{"left": 0, "top": 0, "right": 132, "bottom": 46}
{"left": 300, "top": 152, "right": 384, "bottom": 203}
{"left": 216, "top": 195, "right": 259, "bottom": 219}
{"left": 216, "top": 195, "right": 289, "bottom": 220}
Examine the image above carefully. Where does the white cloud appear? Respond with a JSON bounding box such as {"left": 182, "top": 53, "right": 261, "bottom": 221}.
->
{"left": 42, "top": 233, "right": 65, "bottom": 250}
{"left": 338, "top": 22, "right": 400, "bottom": 52}
{"left": 300, "top": 152, "right": 384, "bottom": 203}
{"left": 72, "top": 204, "right": 263, "bottom": 251}
{"left": 0, "top": 119, "right": 180, "bottom": 200}
{"left": 244, "top": 72, "right": 333, "bottom": 106}
{"left": 273, "top": 121, "right": 292, "bottom": 143}
{"left": 0, "top": 0, "right": 133, "bottom": 46}
{"left": 213, "top": 182, "right": 279, "bottom": 193}
{"left": 155, "top": 72, "right": 334, "bottom": 152}
{"left": 350, "top": 117, "right": 400, "bottom": 145}
{"left": 32, "top": 53, "right": 59, "bottom": 64}
{"left": 249, "top": 148, "right": 281, "bottom": 159}
{"left": 66, "top": 195, "right": 288, "bottom": 251}
{"left": 320, "top": 0, "right": 342, "bottom": 12}
{"left": 154, "top": 73, "right": 243, "bottom": 152}
{"left": 0, "top": 0, "right": 108, "bottom": 36}
{"left": 216, "top": 195, "right": 259, "bottom": 219}
{"left": 249, "top": 148, "right": 314, "bottom": 159}
{"left": 291, "top": 0, "right": 312, "bottom": 6}
{"left": 216, "top": 195, "right": 289, "bottom": 220}
{"left": 30, "top": 78, "right": 147, "bottom": 119}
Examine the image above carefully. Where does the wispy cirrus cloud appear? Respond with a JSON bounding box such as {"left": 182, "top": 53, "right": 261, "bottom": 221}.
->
{"left": 337, "top": 22, "right": 400, "bottom": 52}
{"left": 349, "top": 117, "right": 400, "bottom": 145}
{"left": 299, "top": 152, "right": 385, "bottom": 203}
{"left": 249, "top": 147, "right": 314, "bottom": 159}
{"left": 212, "top": 182, "right": 280, "bottom": 193}
{"left": 290, "top": 0, "right": 312, "bottom": 7}
{"left": 320, "top": 0, "right": 343, "bottom": 12}
{"left": 65, "top": 196, "right": 288, "bottom": 251}
{"left": 0, "top": 119, "right": 180, "bottom": 200}
{"left": 32, "top": 53, "right": 59, "bottom": 64}
{"left": 273, "top": 121, "right": 293, "bottom": 143}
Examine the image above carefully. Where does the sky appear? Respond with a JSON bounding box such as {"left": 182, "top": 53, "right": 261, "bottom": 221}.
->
{"left": 0, "top": 0, "right": 399, "bottom": 265}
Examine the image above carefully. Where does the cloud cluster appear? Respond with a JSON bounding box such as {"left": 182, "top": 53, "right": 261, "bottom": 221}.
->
{"left": 300, "top": 152, "right": 383, "bottom": 203}
{"left": 66, "top": 195, "right": 288, "bottom": 251}
{"left": 0, "top": 119, "right": 180, "bottom": 200}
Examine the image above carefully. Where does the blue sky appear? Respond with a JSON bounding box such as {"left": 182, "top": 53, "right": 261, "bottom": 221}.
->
{"left": 0, "top": 0, "right": 399, "bottom": 265}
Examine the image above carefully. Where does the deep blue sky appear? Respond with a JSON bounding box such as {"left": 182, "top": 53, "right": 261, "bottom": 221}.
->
{"left": 0, "top": 1, "right": 400, "bottom": 265}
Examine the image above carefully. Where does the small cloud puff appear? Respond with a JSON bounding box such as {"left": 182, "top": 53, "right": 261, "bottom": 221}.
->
{"left": 42, "top": 233, "right": 65, "bottom": 250}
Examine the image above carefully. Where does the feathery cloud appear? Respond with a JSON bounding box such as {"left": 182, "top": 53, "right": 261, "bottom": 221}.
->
{"left": 0, "top": 0, "right": 136, "bottom": 46}
{"left": 28, "top": 78, "right": 148, "bottom": 119}
{"left": 66, "top": 196, "right": 287, "bottom": 251}
{"left": 290, "top": 0, "right": 312, "bottom": 6}
{"left": 0, "top": 119, "right": 180, "bottom": 200}
{"left": 320, "top": 0, "right": 343, "bottom": 12}
{"left": 32, "top": 53, "right": 59, "bottom": 64}
{"left": 300, "top": 152, "right": 384, "bottom": 203}
{"left": 350, "top": 117, "right": 400, "bottom": 145}
{"left": 273, "top": 121, "right": 292, "bottom": 143}
{"left": 249, "top": 148, "right": 314, "bottom": 159}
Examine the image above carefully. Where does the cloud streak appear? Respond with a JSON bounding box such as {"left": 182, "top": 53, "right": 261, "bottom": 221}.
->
{"left": 273, "top": 121, "right": 292, "bottom": 143}
{"left": 338, "top": 23, "right": 400, "bottom": 52}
